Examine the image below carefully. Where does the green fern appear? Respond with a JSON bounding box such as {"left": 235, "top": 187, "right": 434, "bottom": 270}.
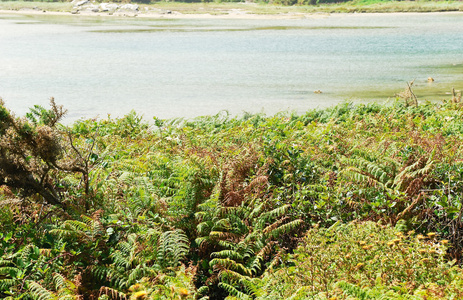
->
{"left": 268, "top": 219, "right": 303, "bottom": 239}
{"left": 50, "top": 218, "right": 97, "bottom": 242}
{"left": 210, "top": 258, "right": 252, "bottom": 277}
{"left": 28, "top": 281, "right": 57, "bottom": 300}
{"left": 157, "top": 229, "right": 190, "bottom": 268}
{"left": 219, "top": 282, "right": 252, "bottom": 300}
{"left": 211, "top": 250, "right": 244, "bottom": 261}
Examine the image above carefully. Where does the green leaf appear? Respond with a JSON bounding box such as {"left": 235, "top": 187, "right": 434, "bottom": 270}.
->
{"left": 4, "top": 232, "right": 12, "bottom": 242}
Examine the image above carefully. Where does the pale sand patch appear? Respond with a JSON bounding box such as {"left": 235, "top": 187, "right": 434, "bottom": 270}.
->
{"left": 0, "top": 8, "right": 331, "bottom": 20}
{"left": 1, "top": 8, "right": 461, "bottom": 21}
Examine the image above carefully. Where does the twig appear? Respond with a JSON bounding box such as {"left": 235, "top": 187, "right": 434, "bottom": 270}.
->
{"left": 407, "top": 80, "right": 418, "bottom": 107}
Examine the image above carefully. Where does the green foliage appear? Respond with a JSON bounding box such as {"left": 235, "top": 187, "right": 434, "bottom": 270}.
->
{"left": 27, "top": 273, "right": 78, "bottom": 300}
{"left": 157, "top": 230, "right": 190, "bottom": 268}
{"left": 0, "top": 99, "right": 91, "bottom": 209}
{"left": 4, "top": 99, "right": 463, "bottom": 299}
{"left": 254, "top": 221, "right": 463, "bottom": 299}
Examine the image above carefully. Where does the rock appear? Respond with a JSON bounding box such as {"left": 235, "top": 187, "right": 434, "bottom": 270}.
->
{"left": 80, "top": 4, "right": 99, "bottom": 12}
{"left": 74, "top": 0, "right": 89, "bottom": 7}
{"left": 100, "top": 3, "right": 119, "bottom": 12}
{"left": 120, "top": 4, "right": 139, "bottom": 11}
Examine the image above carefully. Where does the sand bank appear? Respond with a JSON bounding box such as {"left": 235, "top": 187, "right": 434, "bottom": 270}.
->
{"left": 0, "top": 6, "right": 331, "bottom": 20}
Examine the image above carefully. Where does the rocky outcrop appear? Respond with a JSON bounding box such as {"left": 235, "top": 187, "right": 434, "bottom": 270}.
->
{"left": 99, "top": 3, "right": 119, "bottom": 12}
{"left": 73, "top": 0, "right": 89, "bottom": 7}
{"left": 119, "top": 4, "right": 139, "bottom": 12}
{"left": 72, "top": 1, "right": 139, "bottom": 15}
{"left": 79, "top": 4, "right": 100, "bottom": 12}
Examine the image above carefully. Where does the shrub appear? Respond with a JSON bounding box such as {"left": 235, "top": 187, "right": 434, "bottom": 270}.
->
{"left": 255, "top": 221, "right": 463, "bottom": 299}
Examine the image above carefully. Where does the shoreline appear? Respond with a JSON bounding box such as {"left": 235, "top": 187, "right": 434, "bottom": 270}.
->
{"left": 0, "top": 1, "right": 462, "bottom": 20}
{"left": 1, "top": 7, "right": 463, "bottom": 20}
{"left": 0, "top": 8, "right": 321, "bottom": 19}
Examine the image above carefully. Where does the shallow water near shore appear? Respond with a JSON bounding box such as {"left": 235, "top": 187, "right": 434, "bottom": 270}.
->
{"left": 0, "top": 12, "right": 462, "bottom": 122}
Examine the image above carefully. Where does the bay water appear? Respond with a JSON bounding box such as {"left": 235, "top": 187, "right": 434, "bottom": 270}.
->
{"left": 0, "top": 12, "right": 462, "bottom": 122}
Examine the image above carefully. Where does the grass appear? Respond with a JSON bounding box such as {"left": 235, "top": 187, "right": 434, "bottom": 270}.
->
{"left": 0, "top": 0, "right": 73, "bottom": 12}
{"left": 342, "top": 80, "right": 463, "bottom": 104}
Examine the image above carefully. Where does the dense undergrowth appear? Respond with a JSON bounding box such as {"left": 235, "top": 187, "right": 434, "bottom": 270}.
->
{"left": 2, "top": 98, "right": 463, "bottom": 299}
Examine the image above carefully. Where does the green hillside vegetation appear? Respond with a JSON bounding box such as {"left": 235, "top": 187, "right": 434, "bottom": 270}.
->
{"left": 2, "top": 94, "right": 463, "bottom": 299}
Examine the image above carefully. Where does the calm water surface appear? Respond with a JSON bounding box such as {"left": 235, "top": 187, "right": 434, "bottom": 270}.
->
{"left": 0, "top": 12, "right": 462, "bottom": 121}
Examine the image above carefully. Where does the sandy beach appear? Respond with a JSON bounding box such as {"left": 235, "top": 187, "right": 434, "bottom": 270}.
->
{"left": 0, "top": 4, "right": 330, "bottom": 20}
{"left": 0, "top": 10, "right": 315, "bottom": 20}
{"left": 1, "top": 2, "right": 462, "bottom": 21}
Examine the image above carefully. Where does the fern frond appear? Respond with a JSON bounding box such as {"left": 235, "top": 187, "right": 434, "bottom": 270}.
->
{"left": 50, "top": 220, "right": 93, "bottom": 241}
{"left": 343, "top": 166, "right": 389, "bottom": 189}
{"left": 217, "top": 240, "right": 236, "bottom": 250}
{"left": 239, "top": 277, "right": 262, "bottom": 297}
{"left": 28, "top": 281, "right": 57, "bottom": 300}
{"left": 0, "top": 278, "right": 17, "bottom": 290}
{"left": 211, "top": 250, "right": 244, "bottom": 261}
{"left": 53, "top": 273, "right": 76, "bottom": 298}
{"left": 394, "top": 156, "right": 434, "bottom": 192}
{"left": 219, "top": 206, "right": 247, "bottom": 218}
{"left": 0, "top": 266, "right": 19, "bottom": 276}
{"left": 64, "top": 220, "right": 91, "bottom": 232}
{"left": 263, "top": 217, "right": 289, "bottom": 234}
{"left": 53, "top": 273, "right": 66, "bottom": 291}
{"left": 212, "top": 218, "right": 232, "bottom": 231}
{"left": 269, "top": 219, "right": 303, "bottom": 238}
{"left": 218, "top": 269, "right": 248, "bottom": 284}
{"left": 127, "top": 266, "right": 153, "bottom": 286}
{"left": 157, "top": 229, "right": 189, "bottom": 268}
{"left": 197, "top": 221, "right": 212, "bottom": 236}
{"left": 209, "top": 231, "right": 242, "bottom": 242}
{"left": 19, "top": 244, "right": 34, "bottom": 261}
{"left": 197, "top": 285, "right": 209, "bottom": 296}
{"left": 99, "top": 286, "right": 127, "bottom": 300}
{"left": 210, "top": 258, "right": 252, "bottom": 276}
{"left": 195, "top": 236, "right": 209, "bottom": 248}
{"left": 218, "top": 282, "right": 251, "bottom": 300}
{"left": 107, "top": 271, "right": 130, "bottom": 290}
{"left": 118, "top": 171, "right": 135, "bottom": 184}
{"left": 248, "top": 203, "right": 265, "bottom": 220}
{"left": 237, "top": 242, "right": 256, "bottom": 260}
{"left": 91, "top": 265, "right": 109, "bottom": 283}
{"left": 260, "top": 204, "right": 290, "bottom": 222}
{"left": 112, "top": 250, "right": 131, "bottom": 269}
{"left": 0, "top": 259, "right": 13, "bottom": 266}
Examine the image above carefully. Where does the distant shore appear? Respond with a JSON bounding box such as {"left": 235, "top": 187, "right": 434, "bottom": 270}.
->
{"left": 0, "top": 8, "right": 322, "bottom": 20}
{"left": 1, "top": 7, "right": 463, "bottom": 20}
{"left": 0, "top": 0, "right": 462, "bottom": 20}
